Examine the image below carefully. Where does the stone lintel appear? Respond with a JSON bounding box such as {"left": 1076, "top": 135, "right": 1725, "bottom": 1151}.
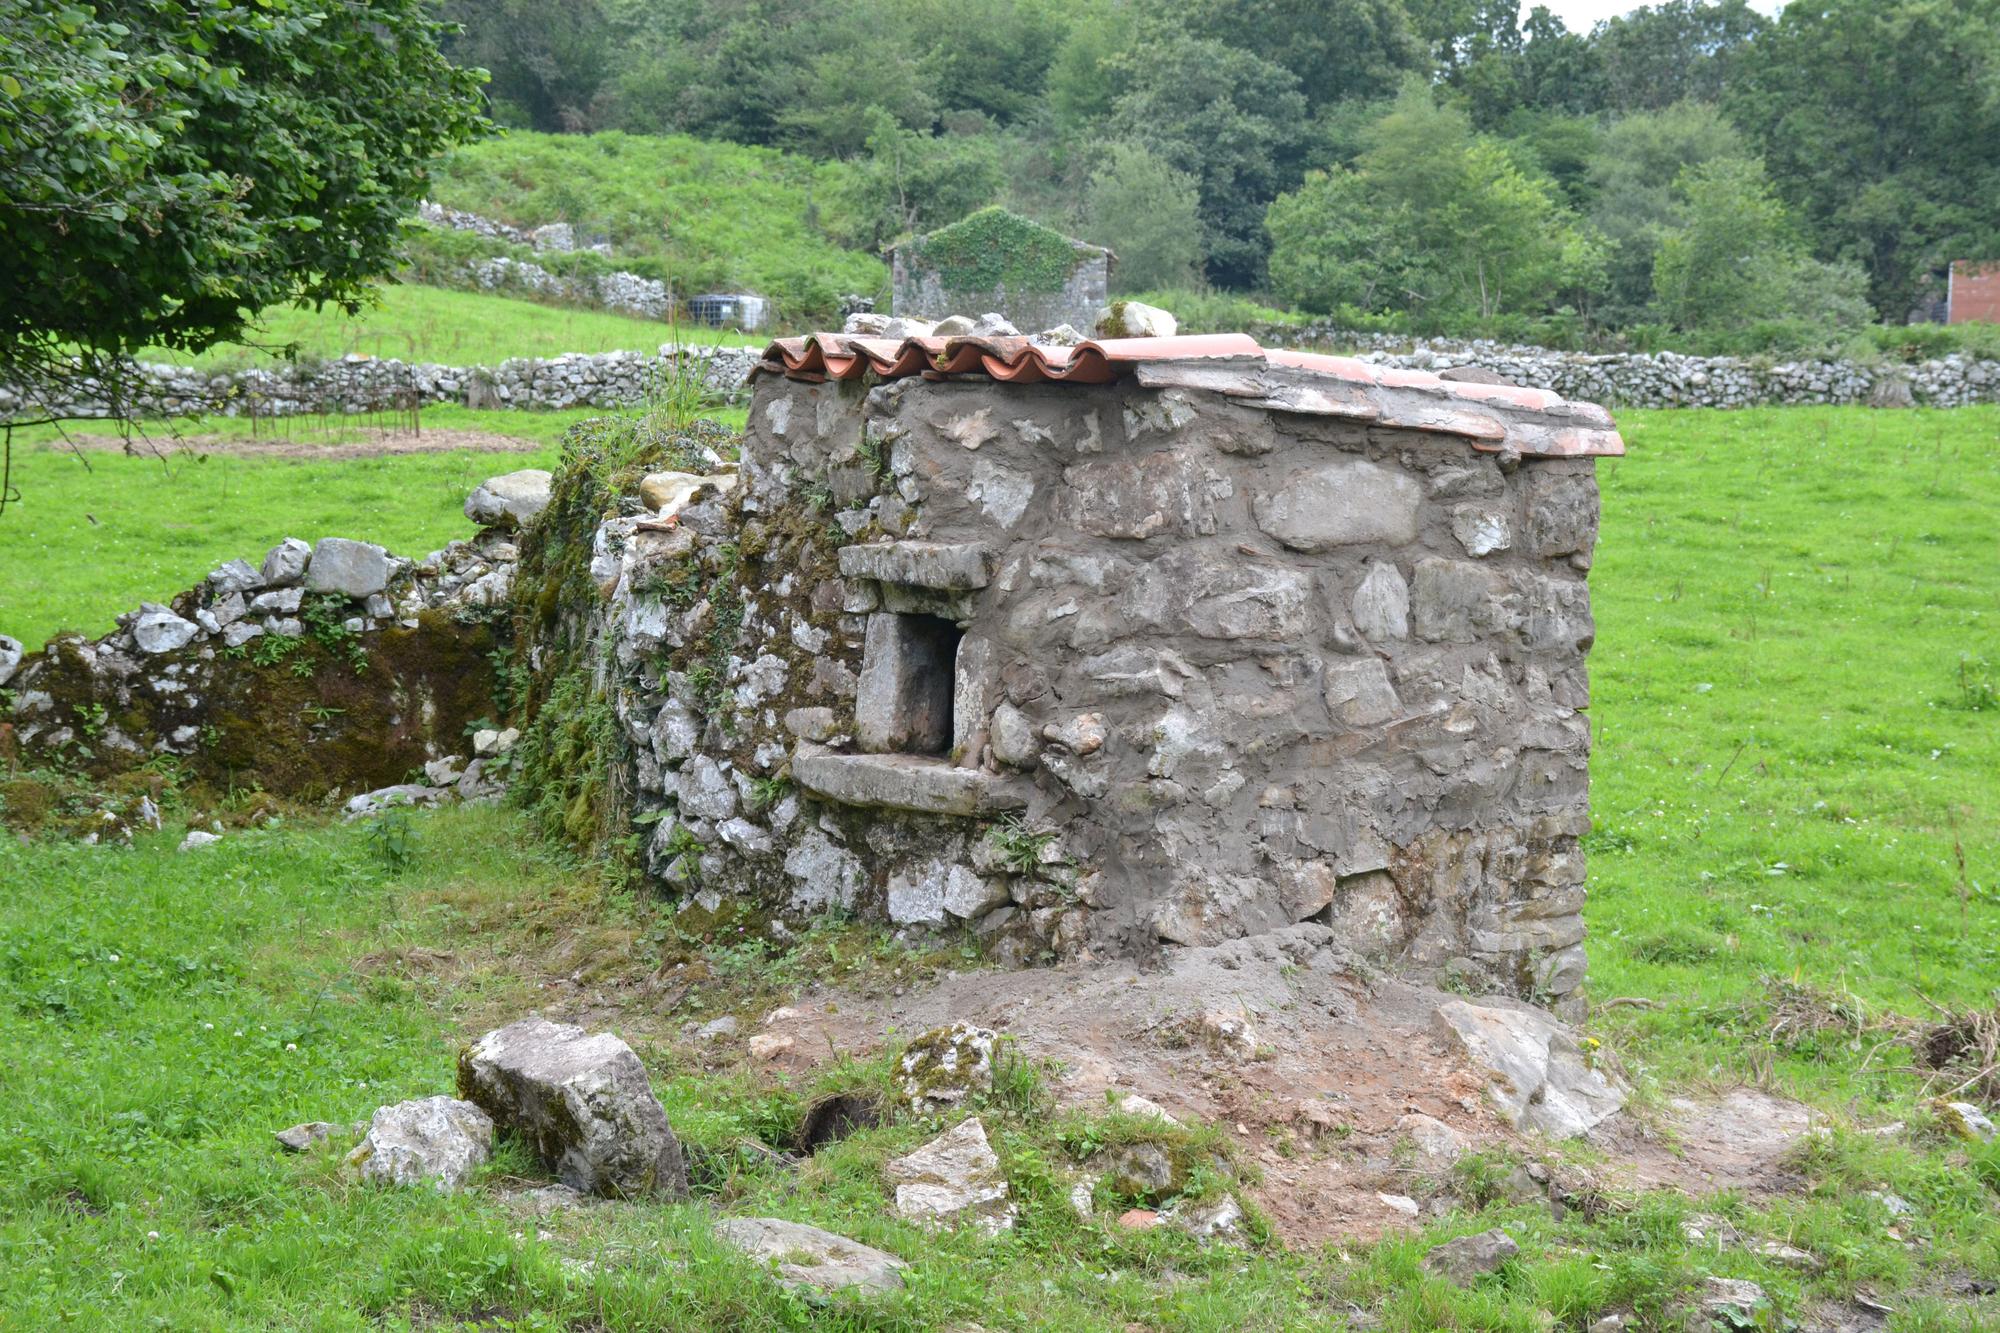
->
{"left": 792, "top": 743, "right": 1029, "bottom": 817}
{"left": 838, "top": 541, "right": 991, "bottom": 591}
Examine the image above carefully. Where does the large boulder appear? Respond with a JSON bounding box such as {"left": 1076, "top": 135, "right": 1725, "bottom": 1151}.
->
{"left": 885, "top": 1117, "right": 1016, "bottom": 1234}
{"left": 712, "top": 1217, "right": 906, "bottom": 1295}
{"left": 464, "top": 469, "right": 553, "bottom": 530}
{"left": 1433, "top": 1000, "right": 1626, "bottom": 1138}
{"left": 345, "top": 1096, "right": 493, "bottom": 1190}
{"left": 458, "top": 1017, "right": 689, "bottom": 1198}
{"left": 304, "top": 538, "right": 393, "bottom": 599}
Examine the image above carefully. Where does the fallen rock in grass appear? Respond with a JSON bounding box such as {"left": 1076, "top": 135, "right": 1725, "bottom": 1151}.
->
{"left": 274, "top": 1121, "right": 336, "bottom": 1152}
{"left": 1113, "top": 1093, "right": 1182, "bottom": 1127}
{"left": 179, "top": 830, "right": 222, "bottom": 852}
{"left": 502, "top": 1183, "right": 595, "bottom": 1217}
{"left": 713, "top": 1216, "right": 906, "bottom": 1295}
{"left": 1116, "top": 1208, "right": 1161, "bottom": 1230}
{"left": 346, "top": 1096, "right": 492, "bottom": 1190}
{"left": 1376, "top": 1192, "right": 1420, "bottom": 1217}
{"left": 458, "top": 1017, "right": 689, "bottom": 1199}
{"left": 1423, "top": 1228, "right": 1520, "bottom": 1283}
{"left": 1433, "top": 1000, "right": 1626, "bottom": 1138}
{"left": 1697, "top": 1276, "right": 1768, "bottom": 1322}
{"left": 885, "top": 1117, "right": 1015, "bottom": 1234}
{"left": 1933, "top": 1100, "right": 1996, "bottom": 1142}
{"left": 896, "top": 1022, "right": 997, "bottom": 1115}
{"left": 464, "top": 469, "right": 554, "bottom": 530}
{"left": 1172, "top": 1194, "right": 1244, "bottom": 1241}
{"left": 1749, "top": 1239, "right": 1822, "bottom": 1271}
{"left": 1095, "top": 1141, "right": 1178, "bottom": 1202}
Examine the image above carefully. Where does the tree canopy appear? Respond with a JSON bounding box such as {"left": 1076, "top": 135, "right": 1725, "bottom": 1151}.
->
{"left": 0, "top": 0, "right": 485, "bottom": 416}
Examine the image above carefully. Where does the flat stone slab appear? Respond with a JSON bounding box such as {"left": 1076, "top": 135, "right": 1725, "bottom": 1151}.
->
{"left": 792, "top": 745, "right": 1029, "bottom": 817}
{"left": 885, "top": 1117, "right": 1015, "bottom": 1234}
{"left": 712, "top": 1216, "right": 907, "bottom": 1295}
{"left": 837, "top": 541, "right": 990, "bottom": 590}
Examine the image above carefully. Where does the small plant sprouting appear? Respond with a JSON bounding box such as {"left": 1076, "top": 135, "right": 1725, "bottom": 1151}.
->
{"left": 747, "top": 775, "right": 791, "bottom": 813}
{"left": 990, "top": 816, "right": 1059, "bottom": 876}
{"left": 366, "top": 810, "right": 419, "bottom": 871}
{"left": 1947, "top": 654, "right": 1998, "bottom": 712}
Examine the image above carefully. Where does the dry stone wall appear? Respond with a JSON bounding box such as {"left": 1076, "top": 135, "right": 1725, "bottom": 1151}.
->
{"left": 575, "top": 372, "right": 1600, "bottom": 1006}
{"left": 0, "top": 346, "right": 761, "bottom": 422}
{"left": 1266, "top": 326, "right": 2000, "bottom": 409}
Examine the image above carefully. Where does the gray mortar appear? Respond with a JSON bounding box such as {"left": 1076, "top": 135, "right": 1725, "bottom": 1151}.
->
{"left": 591, "top": 368, "right": 1602, "bottom": 1003}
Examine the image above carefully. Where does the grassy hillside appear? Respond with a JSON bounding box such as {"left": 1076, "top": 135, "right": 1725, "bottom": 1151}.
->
{"left": 0, "top": 405, "right": 1995, "bottom": 1328}
{"left": 132, "top": 284, "right": 758, "bottom": 373}
{"left": 427, "top": 130, "right": 886, "bottom": 324}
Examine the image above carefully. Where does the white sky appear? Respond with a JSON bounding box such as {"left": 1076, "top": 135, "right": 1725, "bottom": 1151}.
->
{"left": 1525, "top": 0, "right": 1784, "bottom": 30}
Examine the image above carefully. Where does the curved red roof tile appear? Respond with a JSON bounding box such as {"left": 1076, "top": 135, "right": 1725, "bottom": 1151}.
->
{"left": 752, "top": 332, "right": 1624, "bottom": 457}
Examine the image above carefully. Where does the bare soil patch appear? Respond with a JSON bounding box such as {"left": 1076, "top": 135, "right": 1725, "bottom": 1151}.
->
{"left": 46, "top": 426, "right": 544, "bottom": 460}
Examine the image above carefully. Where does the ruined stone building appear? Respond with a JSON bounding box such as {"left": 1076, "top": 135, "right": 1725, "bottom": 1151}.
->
{"left": 890, "top": 209, "right": 1112, "bottom": 333}
{"left": 592, "top": 330, "right": 1623, "bottom": 1008}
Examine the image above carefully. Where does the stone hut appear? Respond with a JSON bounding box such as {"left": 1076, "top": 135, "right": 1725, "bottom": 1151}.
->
{"left": 594, "top": 331, "right": 1622, "bottom": 1005}
{"left": 891, "top": 208, "right": 1112, "bottom": 333}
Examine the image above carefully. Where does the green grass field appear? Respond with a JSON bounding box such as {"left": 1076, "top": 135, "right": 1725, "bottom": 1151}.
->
{"left": 428, "top": 130, "right": 888, "bottom": 320}
{"left": 1, "top": 406, "right": 1997, "bottom": 1329}
{"left": 130, "top": 283, "right": 760, "bottom": 373}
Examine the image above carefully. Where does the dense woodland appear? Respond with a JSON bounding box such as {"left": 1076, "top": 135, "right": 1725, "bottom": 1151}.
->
{"left": 438, "top": 0, "right": 2000, "bottom": 348}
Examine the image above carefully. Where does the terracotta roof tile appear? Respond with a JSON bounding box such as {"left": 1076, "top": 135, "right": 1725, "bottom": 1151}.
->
{"left": 754, "top": 333, "right": 1623, "bottom": 458}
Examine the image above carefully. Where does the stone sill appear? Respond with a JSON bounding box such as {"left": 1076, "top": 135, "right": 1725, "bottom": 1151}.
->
{"left": 792, "top": 743, "right": 1029, "bottom": 818}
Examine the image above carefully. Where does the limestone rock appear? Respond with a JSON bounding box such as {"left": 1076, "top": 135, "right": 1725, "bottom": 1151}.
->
{"left": 342, "top": 784, "right": 446, "bottom": 819}
{"left": 932, "top": 314, "right": 976, "bottom": 337}
{"left": 464, "top": 469, "right": 553, "bottom": 530}
{"left": 275, "top": 1120, "right": 336, "bottom": 1152}
{"left": 457, "top": 1016, "right": 689, "bottom": 1199}
{"left": 1350, "top": 562, "right": 1409, "bottom": 641}
{"left": 897, "top": 1022, "right": 997, "bottom": 1114}
{"left": 132, "top": 605, "right": 199, "bottom": 655}
{"left": 1698, "top": 1277, "right": 1768, "bottom": 1321}
{"left": 988, "top": 703, "right": 1040, "bottom": 767}
{"left": 1253, "top": 460, "right": 1421, "bottom": 551}
{"left": 178, "top": 830, "right": 222, "bottom": 852}
{"left": 0, "top": 633, "right": 20, "bottom": 688}
{"left": 885, "top": 1117, "right": 1016, "bottom": 1234}
{"left": 346, "top": 1096, "right": 493, "bottom": 1190}
{"left": 712, "top": 1216, "right": 907, "bottom": 1295}
{"left": 1114, "top": 1093, "right": 1182, "bottom": 1127}
{"left": 1174, "top": 1194, "right": 1244, "bottom": 1240}
{"left": 1196, "top": 1011, "right": 1259, "bottom": 1060}
{"left": 305, "top": 538, "right": 393, "bottom": 598}
{"left": 1096, "top": 1141, "right": 1177, "bottom": 1201}
{"left": 639, "top": 470, "right": 735, "bottom": 518}
{"left": 1935, "top": 1100, "right": 1996, "bottom": 1141}
{"left": 748, "top": 1033, "right": 794, "bottom": 1061}
{"left": 1397, "top": 1112, "right": 1466, "bottom": 1165}
{"left": 1424, "top": 1228, "right": 1519, "bottom": 1283}
{"left": 261, "top": 537, "right": 312, "bottom": 587}
{"left": 1096, "top": 301, "right": 1177, "bottom": 338}
{"left": 1433, "top": 1000, "right": 1626, "bottom": 1138}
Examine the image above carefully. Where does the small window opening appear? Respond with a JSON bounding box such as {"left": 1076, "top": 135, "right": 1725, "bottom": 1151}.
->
{"left": 856, "top": 612, "right": 962, "bottom": 755}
